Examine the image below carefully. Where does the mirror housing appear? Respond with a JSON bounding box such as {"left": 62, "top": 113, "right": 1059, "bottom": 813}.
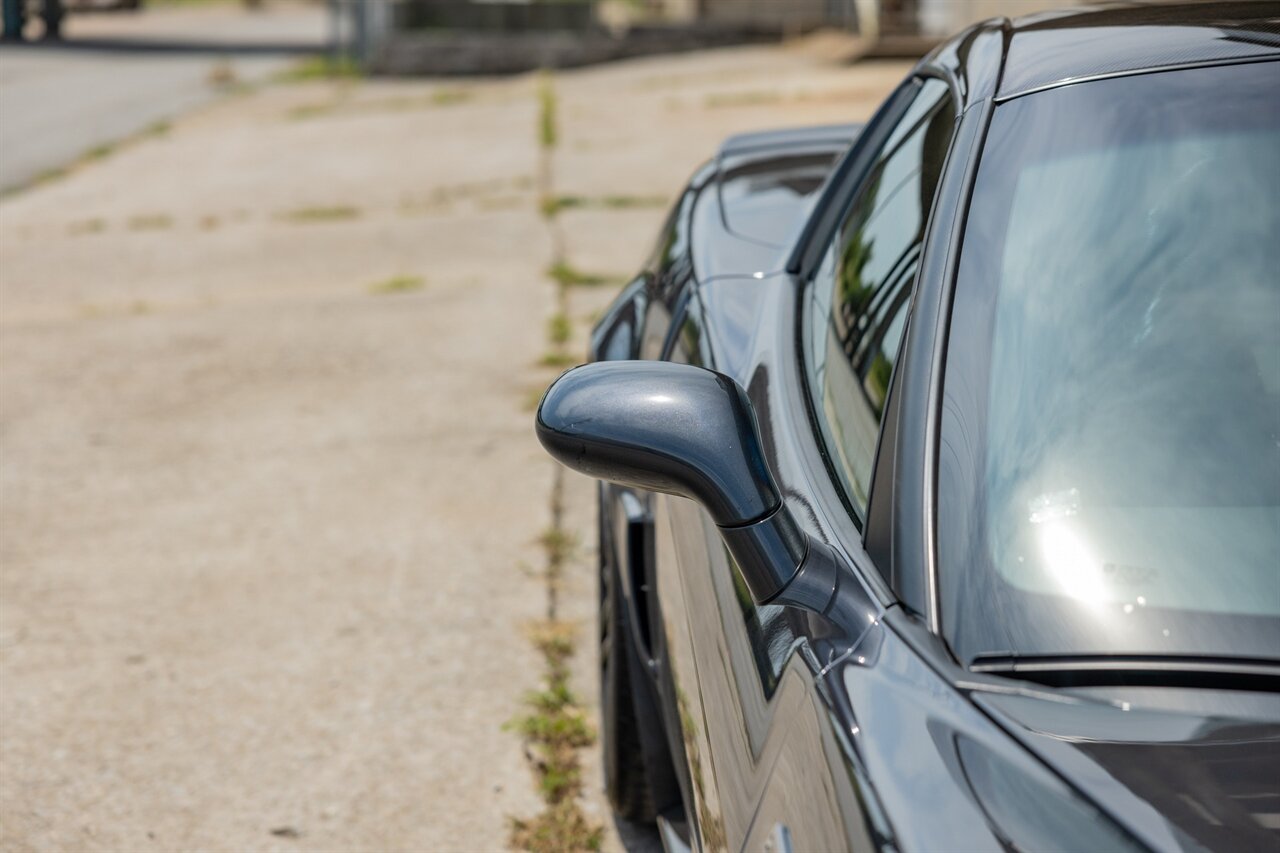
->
{"left": 535, "top": 360, "right": 808, "bottom": 604}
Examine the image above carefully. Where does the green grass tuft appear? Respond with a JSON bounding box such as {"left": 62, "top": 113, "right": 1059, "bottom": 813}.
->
{"left": 705, "top": 90, "right": 783, "bottom": 109}
{"left": 600, "top": 193, "right": 668, "bottom": 209}
{"left": 540, "top": 194, "right": 582, "bottom": 218}
{"left": 538, "top": 528, "right": 576, "bottom": 567}
{"left": 287, "top": 102, "right": 335, "bottom": 121}
{"left": 278, "top": 55, "right": 362, "bottom": 82}
{"left": 432, "top": 88, "right": 473, "bottom": 106}
{"left": 368, "top": 275, "right": 425, "bottom": 295}
{"left": 538, "top": 72, "right": 558, "bottom": 150}
{"left": 546, "top": 261, "right": 621, "bottom": 289}
{"left": 507, "top": 618, "right": 603, "bottom": 851}
{"left": 128, "top": 214, "right": 173, "bottom": 231}
{"left": 84, "top": 142, "right": 116, "bottom": 162}
{"left": 509, "top": 800, "right": 603, "bottom": 853}
{"left": 538, "top": 351, "right": 578, "bottom": 369}
{"left": 33, "top": 166, "right": 69, "bottom": 186}
{"left": 281, "top": 205, "right": 361, "bottom": 223}
{"left": 542, "top": 194, "right": 666, "bottom": 218}
{"left": 68, "top": 218, "right": 106, "bottom": 236}
{"left": 547, "top": 313, "right": 572, "bottom": 346}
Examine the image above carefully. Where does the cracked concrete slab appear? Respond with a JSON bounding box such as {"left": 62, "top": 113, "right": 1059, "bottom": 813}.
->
{"left": 0, "top": 37, "right": 908, "bottom": 851}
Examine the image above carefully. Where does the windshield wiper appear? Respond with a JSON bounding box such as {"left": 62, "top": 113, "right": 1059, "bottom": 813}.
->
{"left": 969, "top": 654, "right": 1280, "bottom": 692}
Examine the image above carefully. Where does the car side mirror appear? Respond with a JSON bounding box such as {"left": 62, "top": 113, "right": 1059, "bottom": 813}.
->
{"left": 535, "top": 360, "right": 808, "bottom": 604}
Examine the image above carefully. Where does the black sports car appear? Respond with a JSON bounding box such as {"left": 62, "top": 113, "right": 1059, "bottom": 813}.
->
{"left": 536, "top": 3, "right": 1280, "bottom": 851}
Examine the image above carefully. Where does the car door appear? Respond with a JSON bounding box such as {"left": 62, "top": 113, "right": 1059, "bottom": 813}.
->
{"left": 652, "top": 76, "right": 959, "bottom": 851}
{"left": 651, "top": 289, "right": 791, "bottom": 851}
{"left": 749, "top": 75, "right": 958, "bottom": 852}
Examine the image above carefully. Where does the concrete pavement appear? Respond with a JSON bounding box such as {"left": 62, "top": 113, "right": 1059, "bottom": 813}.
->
{"left": 0, "top": 37, "right": 908, "bottom": 850}
{"left": 0, "top": 2, "right": 326, "bottom": 192}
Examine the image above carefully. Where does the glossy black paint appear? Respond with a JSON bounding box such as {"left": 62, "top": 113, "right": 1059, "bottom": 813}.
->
{"left": 536, "top": 361, "right": 783, "bottom": 528}
{"left": 538, "top": 361, "right": 821, "bottom": 605}
{"left": 998, "top": 1, "right": 1280, "bottom": 100}
{"left": 537, "top": 4, "right": 1280, "bottom": 851}
{"left": 694, "top": 125, "right": 859, "bottom": 283}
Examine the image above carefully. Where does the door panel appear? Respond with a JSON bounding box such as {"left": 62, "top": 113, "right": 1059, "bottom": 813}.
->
{"left": 652, "top": 492, "right": 730, "bottom": 851}
{"left": 654, "top": 294, "right": 849, "bottom": 850}
{"left": 655, "top": 292, "right": 776, "bottom": 849}
{"left": 743, "top": 680, "right": 877, "bottom": 853}
{"left": 649, "top": 78, "right": 960, "bottom": 840}
{"left": 658, "top": 494, "right": 861, "bottom": 851}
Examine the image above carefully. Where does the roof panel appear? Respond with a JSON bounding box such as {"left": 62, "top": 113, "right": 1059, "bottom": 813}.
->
{"left": 999, "top": 2, "right": 1280, "bottom": 99}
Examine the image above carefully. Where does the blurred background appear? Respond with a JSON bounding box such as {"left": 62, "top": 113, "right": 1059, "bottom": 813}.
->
{"left": 0, "top": 1, "right": 1053, "bottom": 850}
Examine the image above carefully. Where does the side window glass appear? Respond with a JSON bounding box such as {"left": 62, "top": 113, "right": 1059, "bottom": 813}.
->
{"left": 807, "top": 78, "right": 956, "bottom": 519}
{"left": 639, "top": 299, "right": 672, "bottom": 360}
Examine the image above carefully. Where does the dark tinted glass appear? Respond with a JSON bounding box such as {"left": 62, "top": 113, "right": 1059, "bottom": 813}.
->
{"left": 939, "top": 62, "right": 1280, "bottom": 664}
{"left": 807, "top": 78, "right": 955, "bottom": 517}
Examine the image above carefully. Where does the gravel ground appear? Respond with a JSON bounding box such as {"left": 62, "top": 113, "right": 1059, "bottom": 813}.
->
{"left": 0, "top": 41, "right": 908, "bottom": 851}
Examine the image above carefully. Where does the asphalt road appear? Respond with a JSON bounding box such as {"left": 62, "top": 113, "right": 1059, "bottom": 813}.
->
{"left": 0, "top": 3, "right": 327, "bottom": 192}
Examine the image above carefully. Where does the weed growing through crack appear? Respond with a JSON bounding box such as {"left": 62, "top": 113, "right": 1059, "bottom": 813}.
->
{"left": 288, "top": 102, "right": 335, "bottom": 121}
{"left": 84, "top": 142, "right": 117, "bottom": 162}
{"left": 31, "top": 166, "right": 69, "bottom": 188}
{"left": 433, "top": 88, "right": 473, "bottom": 106}
{"left": 537, "top": 528, "right": 576, "bottom": 577}
{"left": 538, "top": 351, "right": 579, "bottom": 370}
{"left": 538, "top": 72, "right": 558, "bottom": 151}
{"left": 477, "top": 196, "right": 526, "bottom": 212}
{"left": 278, "top": 55, "right": 361, "bottom": 83}
{"left": 288, "top": 87, "right": 473, "bottom": 123}
{"left": 507, "top": 622, "right": 603, "bottom": 850}
{"left": 128, "top": 214, "right": 173, "bottom": 231}
{"left": 4, "top": 118, "right": 178, "bottom": 198}
{"left": 510, "top": 800, "right": 603, "bottom": 853}
{"left": 68, "top": 218, "right": 106, "bottom": 236}
{"left": 281, "top": 205, "right": 360, "bottom": 223}
{"left": 704, "top": 90, "right": 783, "bottom": 108}
{"left": 539, "top": 195, "right": 573, "bottom": 218}
{"left": 547, "top": 313, "right": 572, "bottom": 347}
{"left": 541, "top": 194, "right": 667, "bottom": 219}
{"left": 546, "top": 261, "right": 623, "bottom": 289}
{"left": 510, "top": 70, "right": 603, "bottom": 851}
{"left": 600, "top": 194, "right": 667, "bottom": 209}
{"left": 369, "top": 275, "right": 425, "bottom": 295}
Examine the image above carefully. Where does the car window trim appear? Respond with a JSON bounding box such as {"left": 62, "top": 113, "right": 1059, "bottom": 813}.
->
{"left": 788, "top": 66, "right": 965, "bottom": 279}
{"left": 794, "top": 74, "right": 965, "bottom": 610}
{"left": 996, "top": 53, "right": 1280, "bottom": 103}
{"left": 860, "top": 83, "right": 960, "bottom": 606}
{"left": 786, "top": 78, "right": 923, "bottom": 281}
{"left": 804, "top": 77, "right": 960, "bottom": 530}
{"left": 885, "top": 97, "right": 994, "bottom": 631}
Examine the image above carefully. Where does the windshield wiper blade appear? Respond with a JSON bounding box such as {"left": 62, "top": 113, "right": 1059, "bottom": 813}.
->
{"left": 970, "top": 654, "right": 1280, "bottom": 692}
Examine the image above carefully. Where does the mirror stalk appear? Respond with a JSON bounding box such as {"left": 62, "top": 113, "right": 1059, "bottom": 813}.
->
{"left": 537, "top": 361, "right": 822, "bottom": 606}
{"left": 719, "top": 503, "right": 807, "bottom": 604}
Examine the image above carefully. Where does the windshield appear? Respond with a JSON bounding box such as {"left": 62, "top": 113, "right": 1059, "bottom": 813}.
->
{"left": 937, "top": 61, "right": 1280, "bottom": 666}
